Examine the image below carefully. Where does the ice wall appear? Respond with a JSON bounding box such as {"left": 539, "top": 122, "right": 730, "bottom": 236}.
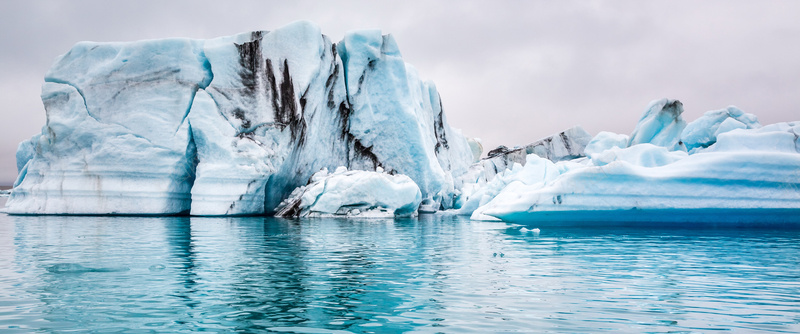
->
{"left": 6, "top": 21, "right": 473, "bottom": 215}
{"left": 8, "top": 39, "right": 210, "bottom": 214}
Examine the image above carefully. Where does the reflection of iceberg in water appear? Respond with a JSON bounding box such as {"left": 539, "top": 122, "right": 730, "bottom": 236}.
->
{"left": 5, "top": 215, "right": 426, "bottom": 331}
{"left": 4, "top": 214, "right": 800, "bottom": 332}
{"left": 4, "top": 215, "right": 512, "bottom": 331}
{"left": 46, "top": 263, "right": 129, "bottom": 273}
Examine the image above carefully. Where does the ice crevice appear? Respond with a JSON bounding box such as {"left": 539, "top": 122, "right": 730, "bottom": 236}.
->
{"left": 43, "top": 78, "right": 98, "bottom": 124}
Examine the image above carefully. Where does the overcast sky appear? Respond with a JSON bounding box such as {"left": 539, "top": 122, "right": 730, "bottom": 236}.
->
{"left": 1, "top": 0, "right": 799, "bottom": 184}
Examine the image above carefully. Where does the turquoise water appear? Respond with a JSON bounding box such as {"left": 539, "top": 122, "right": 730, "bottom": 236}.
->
{"left": 0, "top": 214, "right": 798, "bottom": 333}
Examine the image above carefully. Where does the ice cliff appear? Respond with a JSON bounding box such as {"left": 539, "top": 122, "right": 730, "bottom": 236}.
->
{"left": 6, "top": 21, "right": 473, "bottom": 215}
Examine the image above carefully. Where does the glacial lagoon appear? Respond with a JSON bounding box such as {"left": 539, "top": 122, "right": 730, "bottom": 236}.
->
{"left": 1, "top": 213, "right": 798, "bottom": 333}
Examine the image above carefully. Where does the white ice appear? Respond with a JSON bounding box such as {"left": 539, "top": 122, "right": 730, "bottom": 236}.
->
{"left": 276, "top": 167, "right": 421, "bottom": 218}
{"left": 479, "top": 122, "right": 800, "bottom": 223}
{"left": 681, "top": 106, "right": 760, "bottom": 153}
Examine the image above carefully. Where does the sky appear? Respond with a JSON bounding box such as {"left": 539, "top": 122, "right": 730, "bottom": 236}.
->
{"left": 1, "top": 0, "right": 799, "bottom": 184}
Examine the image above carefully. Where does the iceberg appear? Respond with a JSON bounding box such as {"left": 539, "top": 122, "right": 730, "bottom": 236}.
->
{"left": 275, "top": 167, "right": 421, "bottom": 218}
{"left": 477, "top": 123, "right": 800, "bottom": 223}
{"left": 454, "top": 99, "right": 800, "bottom": 223}
{"left": 5, "top": 19, "right": 799, "bottom": 220}
{"left": 6, "top": 21, "right": 473, "bottom": 215}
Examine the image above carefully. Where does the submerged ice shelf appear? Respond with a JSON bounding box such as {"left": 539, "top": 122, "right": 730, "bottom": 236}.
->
{"left": 4, "top": 21, "right": 800, "bottom": 220}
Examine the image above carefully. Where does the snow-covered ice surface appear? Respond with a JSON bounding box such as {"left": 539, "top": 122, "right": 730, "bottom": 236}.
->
{"left": 452, "top": 98, "right": 800, "bottom": 223}
{"left": 274, "top": 167, "right": 421, "bottom": 218}
{"left": 6, "top": 21, "right": 472, "bottom": 215}
{"left": 681, "top": 106, "right": 760, "bottom": 153}
{"left": 465, "top": 124, "right": 800, "bottom": 223}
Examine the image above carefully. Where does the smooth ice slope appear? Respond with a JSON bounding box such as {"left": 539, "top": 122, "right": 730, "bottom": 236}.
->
{"left": 275, "top": 167, "right": 421, "bottom": 218}
{"left": 6, "top": 21, "right": 473, "bottom": 215}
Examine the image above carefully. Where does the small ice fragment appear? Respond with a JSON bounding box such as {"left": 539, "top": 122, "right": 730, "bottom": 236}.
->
{"left": 149, "top": 264, "right": 166, "bottom": 271}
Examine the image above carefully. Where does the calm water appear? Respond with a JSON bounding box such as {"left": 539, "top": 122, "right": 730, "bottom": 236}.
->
{"left": 0, "top": 213, "right": 798, "bottom": 333}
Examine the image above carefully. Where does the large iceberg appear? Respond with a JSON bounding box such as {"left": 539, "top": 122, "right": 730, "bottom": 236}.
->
{"left": 6, "top": 21, "right": 473, "bottom": 215}
{"left": 459, "top": 99, "right": 800, "bottom": 223}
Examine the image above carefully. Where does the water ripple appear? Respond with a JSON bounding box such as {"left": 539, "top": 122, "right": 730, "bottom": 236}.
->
{"left": 0, "top": 215, "right": 798, "bottom": 332}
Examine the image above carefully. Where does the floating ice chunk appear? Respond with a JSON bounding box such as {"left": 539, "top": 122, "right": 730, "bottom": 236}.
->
{"left": 462, "top": 154, "right": 560, "bottom": 220}
{"left": 418, "top": 198, "right": 438, "bottom": 213}
{"left": 629, "top": 99, "right": 686, "bottom": 151}
{"left": 681, "top": 106, "right": 760, "bottom": 152}
{"left": 275, "top": 168, "right": 422, "bottom": 218}
{"left": 482, "top": 124, "right": 800, "bottom": 223}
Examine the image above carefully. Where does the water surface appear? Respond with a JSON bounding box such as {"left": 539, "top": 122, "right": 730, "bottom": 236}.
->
{"left": 0, "top": 214, "right": 798, "bottom": 333}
